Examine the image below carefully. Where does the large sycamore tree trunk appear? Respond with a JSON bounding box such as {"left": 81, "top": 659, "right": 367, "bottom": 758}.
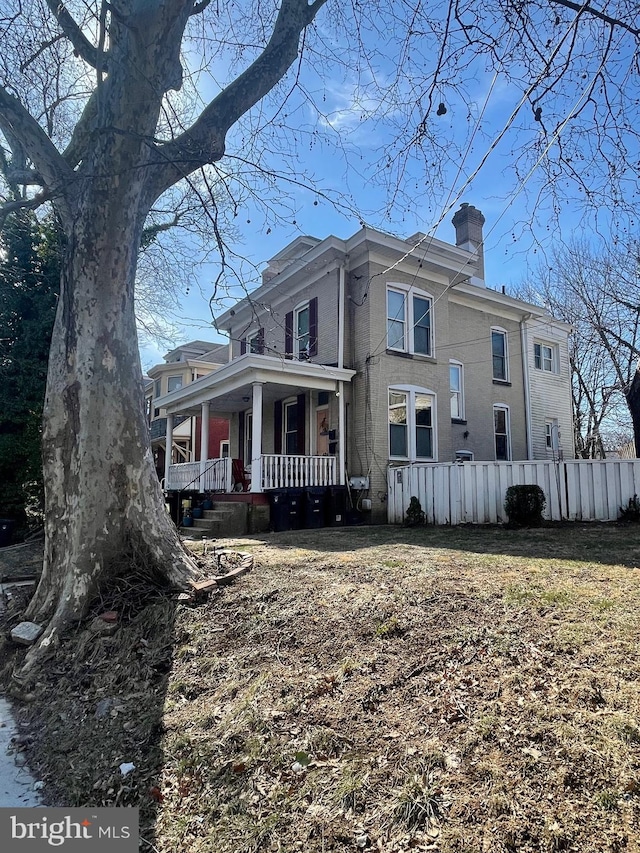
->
{"left": 0, "top": 0, "right": 327, "bottom": 679}
{"left": 25, "top": 178, "right": 196, "bottom": 646}
{"left": 18, "top": 4, "right": 200, "bottom": 675}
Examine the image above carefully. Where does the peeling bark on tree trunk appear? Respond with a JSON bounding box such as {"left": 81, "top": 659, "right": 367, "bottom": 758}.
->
{"left": 19, "top": 182, "right": 198, "bottom": 678}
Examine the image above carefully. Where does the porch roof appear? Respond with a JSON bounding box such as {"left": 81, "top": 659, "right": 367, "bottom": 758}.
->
{"left": 155, "top": 353, "right": 356, "bottom": 417}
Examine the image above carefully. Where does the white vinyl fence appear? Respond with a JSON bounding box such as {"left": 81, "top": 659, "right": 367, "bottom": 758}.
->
{"left": 387, "top": 459, "right": 640, "bottom": 525}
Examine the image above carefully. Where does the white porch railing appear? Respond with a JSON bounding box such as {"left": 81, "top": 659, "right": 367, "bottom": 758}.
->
{"left": 261, "top": 454, "right": 336, "bottom": 490}
{"left": 167, "top": 457, "right": 233, "bottom": 492}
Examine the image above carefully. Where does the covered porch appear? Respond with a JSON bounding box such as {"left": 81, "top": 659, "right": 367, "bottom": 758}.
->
{"left": 156, "top": 353, "right": 355, "bottom": 494}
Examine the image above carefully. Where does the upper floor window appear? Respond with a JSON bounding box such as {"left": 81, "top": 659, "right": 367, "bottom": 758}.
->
{"left": 167, "top": 375, "right": 183, "bottom": 393}
{"left": 450, "top": 361, "right": 464, "bottom": 420}
{"left": 491, "top": 329, "right": 508, "bottom": 381}
{"left": 534, "top": 342, "right": 557, "bottom": 373}
{"left": 248, "top": 328, "right": 265, "bottom": 355}
{"left": 285, "top": 298, "right": 318, "bottom": 360}
{"left": 295, "top": 304, "right": 310, "bottom": 358}
{"left": 387, "top": 285, "right": 433, "bottom": 356}
{"left": 494, "top": 405, "right": 511, "bottom": 460}
{"left": 154, "top": 379, "right": 161, "bottom": 399}
{"left": 389, "top": 387, "right": 435, "bottom": 461}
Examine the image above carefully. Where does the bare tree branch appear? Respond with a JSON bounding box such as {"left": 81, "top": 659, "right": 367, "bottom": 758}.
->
{"left": 0, "top": 190, "right": 55, "bottom": 230}
{"left": 43, "top": 0, "right": 103, "bottom": 69}
{"left": 191, "top": 0, "right": 212, "bottom": 15}
{"left": 550, "top": 0, "right": 640, "bottom": 38}
{"left": 0, "top": 84, "right": 73, "bottom": 201}
{"left": 144, "top": 0, "right": 329, "bottom": 204}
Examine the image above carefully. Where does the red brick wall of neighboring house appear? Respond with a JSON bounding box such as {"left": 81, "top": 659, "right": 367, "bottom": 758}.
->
{"left": 194, "top": 415, "right": 230, "bottom": 461}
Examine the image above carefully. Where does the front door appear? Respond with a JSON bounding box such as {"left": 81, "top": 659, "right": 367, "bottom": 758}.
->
{"left": 316, "top": 408, "right": 329, "bottom": 455}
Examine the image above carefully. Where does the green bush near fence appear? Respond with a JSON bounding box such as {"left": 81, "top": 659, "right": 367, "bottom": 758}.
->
{"left": 504, "top": 484, "right": 546, "bottom": 527}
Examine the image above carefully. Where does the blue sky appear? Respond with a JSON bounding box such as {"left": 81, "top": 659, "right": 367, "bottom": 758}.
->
{"left": 139, "top": 2, "right": 639, "bottom": 368}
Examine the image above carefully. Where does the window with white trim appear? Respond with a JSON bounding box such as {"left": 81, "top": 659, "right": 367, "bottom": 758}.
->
{"left": 491, "top": 329, "right": 508, "bottom": 381}
{"left": 386, "top": 285, "right": 433, "bottom": 356}
{"left": 154, "top": 379, "right": 161, "bottom": 399}
{"left": 450, "top": 361, "right": 464, "bottom": 419}
{"left": 167, "top": 375, "right": 183, "bottom": 393}
{"left": 546, "top": 419, "right": 559, "bottom": 452}
{"left": 493, "top": 405, "right": 511, "bottom": 460}
{"left": 294, "top": 303, "right": 310, "bottom": 359}
{"left": 220, "top": 440, "right": 230, "bottom": 458}
{"left": 284, "top": 400, "right": 299, "bottom": 454}
{"left": 534, "top": 341, "right": 558, "bottom": 373}
{"left": 389, "top": 387, "right": 436, "bottom": 461}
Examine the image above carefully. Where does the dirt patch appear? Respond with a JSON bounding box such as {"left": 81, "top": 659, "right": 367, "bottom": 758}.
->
{"left": 1, "top": 525, "right": 640, "bottom": 852}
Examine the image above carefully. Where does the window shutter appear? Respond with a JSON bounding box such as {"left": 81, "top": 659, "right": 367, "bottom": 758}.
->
{"left": 296, "top": 393, "right": 306, "bottom": 454}
{"left": 285, "top": 311, "right": 293, "bottom": 356}
{"left": 309, "top": 298, "right": 318, "bottom": 356}
{"left": 274, "top": 400, "right": 283, "bottom": 453}
{"left": 240, "top": 339, "right": 247, "bottom": 355}
{"left": 257, "top": 327, "right": 265, "bottom": 355}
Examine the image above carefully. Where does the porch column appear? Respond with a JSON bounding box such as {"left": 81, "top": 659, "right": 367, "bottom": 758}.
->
{"left": 199, "top": 401, "right": 210, "bottom": 490}
{"left": 164, "top": 413, "right": 174, "bottom": 488}
{"left": 250, "top": 382, "right": 263, "bottom": 492}
{"left": 338, "top": 380, "right": 346, "bottom": 485}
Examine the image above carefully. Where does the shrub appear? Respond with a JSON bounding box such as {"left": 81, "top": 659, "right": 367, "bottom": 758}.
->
{"left": 619, "top": 495, "right": 640, "bottom": 522}
{"left": 405, "top": 496, "right": 426, "bottom": 527}
{"left": 504, "top": 485, "right": 546, "bottom": 526}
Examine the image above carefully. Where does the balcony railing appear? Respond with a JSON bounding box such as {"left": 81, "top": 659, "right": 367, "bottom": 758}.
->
{"left": 149, "top": 414, "right": 187, "bottom": 441}
{"left": 167, "top": 457, "right": 233, "bottom": 492}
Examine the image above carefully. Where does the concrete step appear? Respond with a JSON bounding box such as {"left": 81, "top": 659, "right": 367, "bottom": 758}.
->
{"left": 181, "top": 502, "right": 249, "bottom": 538}
{"left": 202, "top": 509, "right": 235, "bottom": 520}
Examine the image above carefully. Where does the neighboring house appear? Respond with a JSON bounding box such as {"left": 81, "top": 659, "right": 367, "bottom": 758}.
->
{"left": 145, "top": 341, "right": 230, "bottom": 484}
{"left": 156, "top": 204, "right": 574, "bottom": 523}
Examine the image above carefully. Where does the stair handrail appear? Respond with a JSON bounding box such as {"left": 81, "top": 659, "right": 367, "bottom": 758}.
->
{"left": 172, "top": 458, "right": 228, "bottom": 527}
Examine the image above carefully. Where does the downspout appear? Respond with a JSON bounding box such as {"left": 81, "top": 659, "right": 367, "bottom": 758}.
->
{"left": 338, "top": 263, "right": 346, "bottom": 370}
{"left": 338, "top": 263, "right": 346, "bottom": 484}
{"left": 520, "top": 314, "right": 533, "bottom": 459}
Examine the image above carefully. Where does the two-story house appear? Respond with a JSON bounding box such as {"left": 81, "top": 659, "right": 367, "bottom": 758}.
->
{"left": 155, "top": 204, "right": 573, "bottom": 524}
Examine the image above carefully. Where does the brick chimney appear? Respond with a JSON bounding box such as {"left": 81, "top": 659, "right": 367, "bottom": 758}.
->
{"left": 452, "top": 203, "right": 485, "bottom": 287}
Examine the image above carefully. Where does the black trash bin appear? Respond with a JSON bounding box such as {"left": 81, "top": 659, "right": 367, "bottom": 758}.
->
{"left": 304, "top": 487, "right": 327, "bottom": 529}
{"left": 288, "top": 488, "right": 304, "bottom": 530}
{"left": 0, "top": 519, "right": 15, "bottom": 547}
{"left": 269, "top": 490, "right": 291, "bottom": 532}
{"left": 326, "top": 485, "right": 347, "bottom": 526}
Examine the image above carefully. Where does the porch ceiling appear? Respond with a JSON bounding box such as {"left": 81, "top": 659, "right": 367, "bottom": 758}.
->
{"left": 155, "top": 353, "right": 356, "bottom": 417}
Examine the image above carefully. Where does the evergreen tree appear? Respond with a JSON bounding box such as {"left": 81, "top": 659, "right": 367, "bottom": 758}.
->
{"left": 0, "top": 213, "right": 59, "bottom": 531}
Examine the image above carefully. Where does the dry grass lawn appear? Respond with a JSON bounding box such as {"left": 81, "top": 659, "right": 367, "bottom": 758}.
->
{"left": 3, "top": 523, "right": 640, "bottom": 853}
